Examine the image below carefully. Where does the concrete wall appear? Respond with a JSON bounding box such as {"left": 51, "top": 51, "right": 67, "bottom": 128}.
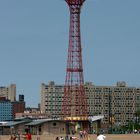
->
{"left": 29, "top": 121, "right": 66, "bottom": 135}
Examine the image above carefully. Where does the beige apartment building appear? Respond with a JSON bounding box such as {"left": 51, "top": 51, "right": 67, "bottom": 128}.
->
{"left": 40, "top": 81, "right": 140, "bottom": 127}
{"left": 40, "top": 81, "right": 64, "bottom": 117}
{"left": 0, "top": 84, "right": 16, "bottom": 101}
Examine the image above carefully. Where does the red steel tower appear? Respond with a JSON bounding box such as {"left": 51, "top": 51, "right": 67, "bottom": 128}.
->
{"left": 62, "top": 0, "right": 88, "bottom": 120}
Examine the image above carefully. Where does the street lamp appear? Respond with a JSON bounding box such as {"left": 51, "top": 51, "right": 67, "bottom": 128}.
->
{"left": 88, "top": 116, "right": 93, "bottom": 134}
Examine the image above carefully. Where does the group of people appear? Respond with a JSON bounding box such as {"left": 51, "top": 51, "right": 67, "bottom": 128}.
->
{"left": 79, "top": 130, "right": 106, "bottom": 140}
{"left": 56, "top": 131, "right": 106, "bottom": 140}
{"left": 10, "top": 132, "right": 32, "bottom": 140}
{"left": 56, "top": 136, "right": 79, "bottom": 140}
{"left": 11, "top": 131, "right": 106, "bottom": 140}
{"left": 79, "top": 130, "right": 88, "bottom": 139}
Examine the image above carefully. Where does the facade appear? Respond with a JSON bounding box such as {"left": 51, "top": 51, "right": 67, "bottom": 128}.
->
{"left": 12, "top": 94, "right": 25, "bottom": 118}
{"left": 0, "top": 94, "right": 25, "bottom": 121}
{"left": 27, "top": 119, "right": 66, "bottom": 135}
{"left": 19, "top": 94, "right": 24, "bottom": 102}
{"left": 40, "top": 81, "right": 140, "bottom": 128}
{"left": 0, "top": 100, "right": 13, "bottom": 121}
{"left": 0, "top": 118, "right": 66, "bottom": 135}
{"left": 0, "top": 84, "right": 16, "bottom": 102}
{"left": 40, "top": 81, "right": 64, "bottom": 117}
{"left": 12, "top": 101, "right": 25, "bottom": 118}
{"left": 0, "top": 118, "right": 31, "bottom": 135}
{"left": 15, "top": 112, "right": 50, "bottom": 119}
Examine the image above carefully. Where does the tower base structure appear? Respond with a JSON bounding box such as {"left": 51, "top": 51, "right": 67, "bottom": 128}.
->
{"left": 65, "top": 120, "right": 89, "bottom": 135}
{"left": 63, "top": 115, "right": 104, "bottom": 134}
{"left": 64, "top": 116, "right": 89, "bottom": 134}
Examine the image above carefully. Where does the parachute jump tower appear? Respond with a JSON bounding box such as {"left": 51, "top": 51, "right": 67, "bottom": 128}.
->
{"left": 62, "top": 0, "right": 88, "bottom": 121}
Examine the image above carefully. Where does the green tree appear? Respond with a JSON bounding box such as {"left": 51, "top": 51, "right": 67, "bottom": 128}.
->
{"left": 135, "top": 109, "right": 140, "bottom": 129}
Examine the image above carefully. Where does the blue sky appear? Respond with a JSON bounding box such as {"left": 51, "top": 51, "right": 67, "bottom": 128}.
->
{"left": 0, "top": 0, "right": 140, "bottom": 107}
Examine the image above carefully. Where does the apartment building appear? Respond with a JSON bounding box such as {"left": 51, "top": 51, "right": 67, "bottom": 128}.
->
{"left": 40, "top": 81, "right": 140, "bottom": 127}
{"left": 0, "top": 84, "right": 16, "bottom": 102}
{"left": 0, "top": 87, "right": 25, "bottom": 121}
{"left": 40, "top": 81, "right": 63, "bottom": 117}
{"left": 0, "top": 100, "right": 13, "bottom": 121}
{"left": 85, "top": 82, "right": 140, "bottom": 127}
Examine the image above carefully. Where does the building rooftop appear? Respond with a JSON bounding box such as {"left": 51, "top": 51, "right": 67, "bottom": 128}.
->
{"left": 0, "top": 120, "right": 28, "bottom": 127}
{"left": 26, "top": 118, "right": 61, "bottom": 126}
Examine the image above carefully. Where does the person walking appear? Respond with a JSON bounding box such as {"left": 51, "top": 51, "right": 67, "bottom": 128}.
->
{"left": 10, "top": 134, "right": 17, "bottom": 140}
{"left": 26, "top": 132, "right": 32, "bottom": 140}
{"left": 96, "top": 133, "right": 106, "bottom": 140}
{"left": 16, "top": 133, "right": 21, "bottom": 140}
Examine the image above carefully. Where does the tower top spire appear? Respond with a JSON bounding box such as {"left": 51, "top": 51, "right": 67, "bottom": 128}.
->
{"left": 65, "top": 0, "right": 85, "bottom": 5}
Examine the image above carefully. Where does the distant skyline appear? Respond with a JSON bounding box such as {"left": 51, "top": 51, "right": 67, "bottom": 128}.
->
{"left": 0, "top": 0, "right": 140, "bottom": 107}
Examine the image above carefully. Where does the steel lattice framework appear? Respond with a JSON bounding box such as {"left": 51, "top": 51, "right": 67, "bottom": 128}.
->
{"left": 62, "top": 0, "right": 88, "bottom": 119}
